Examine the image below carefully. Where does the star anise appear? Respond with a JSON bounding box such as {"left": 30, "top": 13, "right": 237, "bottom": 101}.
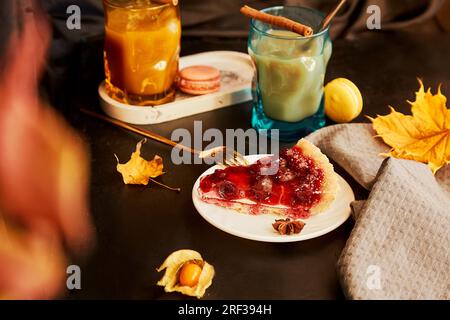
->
{"left": 272, "top": 218, "right": 305, "bottom": 235}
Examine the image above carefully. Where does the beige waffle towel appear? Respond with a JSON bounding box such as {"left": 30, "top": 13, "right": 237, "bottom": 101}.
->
{"left": 306, "top": 123, "right": 450, "bottom": 300}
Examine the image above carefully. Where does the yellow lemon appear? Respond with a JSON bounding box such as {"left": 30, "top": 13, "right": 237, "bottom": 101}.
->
{"left": 324, "top": 78, "right": 363, "bottom": 123}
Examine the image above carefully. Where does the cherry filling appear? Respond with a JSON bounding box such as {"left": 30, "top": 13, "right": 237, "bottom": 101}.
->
{"left": 199, "top": 146, "right": 324, "bottom": 215}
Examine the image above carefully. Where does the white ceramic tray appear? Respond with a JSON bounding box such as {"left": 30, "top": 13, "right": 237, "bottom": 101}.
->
{"left": 99, "top": 51, "right": 254, "bottom": 124}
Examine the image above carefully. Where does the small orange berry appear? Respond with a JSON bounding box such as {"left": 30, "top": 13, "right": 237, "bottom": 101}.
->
{"left": 179, "top": 262, "right": 202, "bottom": 287}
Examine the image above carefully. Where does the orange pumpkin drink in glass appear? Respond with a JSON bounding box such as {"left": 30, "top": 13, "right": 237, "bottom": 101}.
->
{"left": 103, "top": 0, "right": 181, "bottom": 106}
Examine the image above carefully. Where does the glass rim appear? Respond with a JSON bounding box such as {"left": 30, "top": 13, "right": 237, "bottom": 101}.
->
{"left": 103, "top": 0, "right": 170, "bottom": 10}
{"left": 250, "top": 6, "right": 330, "bottom": 40}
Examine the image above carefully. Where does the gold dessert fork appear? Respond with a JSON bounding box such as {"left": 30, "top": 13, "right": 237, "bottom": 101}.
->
{"left": 80, "top": 109, "right": 248, "bottom": 167}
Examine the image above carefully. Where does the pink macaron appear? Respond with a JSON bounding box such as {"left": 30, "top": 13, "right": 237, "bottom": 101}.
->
{"left": 177, "top": 65, "right": 221, "bottom": 95}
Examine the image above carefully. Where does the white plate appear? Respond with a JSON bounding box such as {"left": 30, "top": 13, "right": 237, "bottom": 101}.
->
{"left": 99, "top": 51, "right": 253, "bottom": 125}
{"left": 192, "top": 155, "right": 355, "bottom": 243}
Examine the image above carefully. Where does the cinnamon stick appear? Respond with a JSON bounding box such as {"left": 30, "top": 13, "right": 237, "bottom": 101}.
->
{"left": 240, "top": 5, "right": 313, "bottom": 37}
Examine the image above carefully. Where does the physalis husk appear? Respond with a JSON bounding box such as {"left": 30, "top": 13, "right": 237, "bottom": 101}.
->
{"left": 157, "top": 249, "right": 215, "bottom": 299}
{"left": 370, "top": 80, "right": 450, "bottom": 173}
{"left": 116, "top": 139, "right": 164, "bottom": 185}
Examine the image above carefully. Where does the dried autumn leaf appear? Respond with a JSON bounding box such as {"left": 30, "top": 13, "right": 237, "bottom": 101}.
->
{"left": 116, "top": 139, "right": 164, "bottom": 185}
{"left": 370, "top": 80, "right": 450, "bottom": 173}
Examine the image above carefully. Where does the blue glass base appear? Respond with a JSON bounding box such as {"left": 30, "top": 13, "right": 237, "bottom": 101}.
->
{"left": 251, "top": 97, "right": 326, "bottom": 142}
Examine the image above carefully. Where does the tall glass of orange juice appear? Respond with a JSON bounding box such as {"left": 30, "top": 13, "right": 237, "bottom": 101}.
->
{"left": 103, "top": 0, "right": 181, "bottom": 106}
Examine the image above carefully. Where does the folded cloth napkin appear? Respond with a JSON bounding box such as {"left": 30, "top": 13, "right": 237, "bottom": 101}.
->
{"left": 306, "top": 123, "right": 450, "bottom": 300}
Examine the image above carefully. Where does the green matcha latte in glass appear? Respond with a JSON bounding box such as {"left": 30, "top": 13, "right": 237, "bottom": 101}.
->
{"left": 248, "top": 6, "right": 332, "bottom": 141}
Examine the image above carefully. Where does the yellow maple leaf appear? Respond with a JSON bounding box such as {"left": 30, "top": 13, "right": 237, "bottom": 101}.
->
{"left": 370, "top": 80, "right": 450, "bottom": 173}
{"left": 116, "top": 139, "right": 164, "bottom": 185}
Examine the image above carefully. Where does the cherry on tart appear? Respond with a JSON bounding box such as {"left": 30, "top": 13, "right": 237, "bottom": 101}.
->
{"left": 198, "top": 139, "right": 338, "bottom": 219}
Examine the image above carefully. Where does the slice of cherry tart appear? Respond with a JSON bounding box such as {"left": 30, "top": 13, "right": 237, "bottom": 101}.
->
{"left": 198, "top": 139, "right": 338, "bottom": 219}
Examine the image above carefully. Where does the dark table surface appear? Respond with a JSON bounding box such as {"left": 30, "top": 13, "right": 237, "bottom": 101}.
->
{"left": 68, "top": 31, "right": 450, "bottom": 299}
